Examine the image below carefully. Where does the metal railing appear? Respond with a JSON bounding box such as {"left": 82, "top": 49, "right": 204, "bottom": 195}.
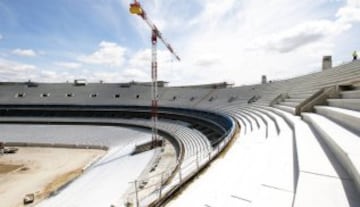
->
{"left": 123, "top": 119, "right": 236, "bottom": 207}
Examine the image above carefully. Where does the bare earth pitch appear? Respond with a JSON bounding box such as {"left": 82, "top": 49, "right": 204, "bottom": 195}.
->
{"left": 0, "top": 147, "right": 105, "bottom": 207}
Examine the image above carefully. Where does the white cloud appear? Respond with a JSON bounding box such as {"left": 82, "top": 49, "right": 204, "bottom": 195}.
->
{"left": 124, "top": 48, "right": 175, "bottom": 82}
{"left": 78, "top": 41, "right": 126, "bottom": 67}
{"left": 0, "top": 34, "right": 3, "bottom": 40}
{"left": 2, "top": 0, "right": 359, "bottom": 85}
{"left": 347, "top": 0, "right": 360, "bottom": 7}
{"left": 337, "top": 7, "right": 360, "bottom": 22}
{"left": 247, "top": 0, "right": 359, "bottom": 56}
{"left": 254, "top": 20, "right": 350, "bottom": 53}
{"left": 55, "top": 61, "right": 82, "bottom": 69}
{"left": 0, "top": 59, "right": 77, "bottom": 82}
{"left": 188, "top": 0, "right": 237, "bottom": 29}
{"left": 122, "top": 68, "right": 148, "bottom": 80}
{"left": 336, "top": 0, "right": 360, "bottom": 23}
{"left": 130, "top": 0, "right": 360, "bottom": 86}
{"left": 0, "top": 58, "right": 37, "bottom": 81}
{"left": 193, "top": 54, "right": 221, "bottom": 67}
{"left": 128, "top": 49, "right": 151, "bottom": 68}
{"left": 12, "top": 49, "right": 37, "bottom": 57}
{"left": 0, "top": 59, "right": 36, "bottom": 72}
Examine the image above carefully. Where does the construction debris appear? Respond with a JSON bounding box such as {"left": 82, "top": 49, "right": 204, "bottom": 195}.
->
{"left": 23, "top": 193, "right": 35, "bottom": 205}
{"left": 4, "top": 147, "right": 18, "bottom": 154}
{"left": 0, "top": 142, "right": 18, "bottom": 155}
{"left": 131, "top": 140, "right": 163, "bottom": 155}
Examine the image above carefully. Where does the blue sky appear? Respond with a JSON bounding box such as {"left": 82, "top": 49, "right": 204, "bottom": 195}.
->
{"left": 0, "top": 0, "right": 359, "bottom": 85}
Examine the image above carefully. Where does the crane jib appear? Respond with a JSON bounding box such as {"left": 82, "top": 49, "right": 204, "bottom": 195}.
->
{"left": 129, "top": 1, "right": 180, "bottom": 61}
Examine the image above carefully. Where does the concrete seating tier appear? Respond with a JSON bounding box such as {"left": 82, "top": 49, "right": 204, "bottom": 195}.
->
{"left": 274, "top": 104, "right": 296, "bottom": 114}
{"left": 196, "top": 105, "right": 297, "bottom": 206}
{"left": 302, "top": 113, "right": 360, "bottom": 196}
{"left": 264, "top": 107, "right": 360, "bottom": 207}
{"left": 341, "top": 90, "right": 360, "bottom": 98}
{"left": 0, "top": 62, "right": 358, "bottom": 109}
{"left": 284, "top": 98, "right": 305, "bottom": 102}
{"left": 327, "top": 99, "right": 360, "bottom": 111}
{"left": 315, "top": 106, "right": 360, "bottom": 135}
{"left": 279, "top": 101, "right": 298, "bottom": 107}
{"left": 191, "top": 93, "right": 360, "bottom": 207}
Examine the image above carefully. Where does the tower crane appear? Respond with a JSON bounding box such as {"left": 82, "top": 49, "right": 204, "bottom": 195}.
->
{"left": 129, "top": 0, "right": 181, "bottom": 148}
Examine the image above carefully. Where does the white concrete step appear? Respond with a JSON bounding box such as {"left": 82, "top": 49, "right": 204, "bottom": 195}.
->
{"left": 233, "top": 115, "right": 247, "bottom": 136}
{"left": 228, "top": 106, "right": 271, "bottom": 138}
{"left": 274, "top": 111, "right": 350, "bottom": 178}
{"left": 240, "top": 108, "right": 268, "bottom": 138}
{"left": 289, "top": 90, "right": 316, "bottom": 95}
{"left": 240, "top": 110, "right": 260, "bottom": 129}
{"left": 315, "top": 106, "right": 360, "bottom": 135}
{"left": 274, "top": 105, "right": 295, "bottom": 115}
{"left": 251, "top": 107, "right": 280, "bottom": 137}
{"left": 256, "top": 107, "right": 296, "bottom": 192}
{"left": 284, "top": 98, "right": 305, "bottom": 103}
{"left": 327, "top": 99, "right": 360, "bottom": 111}
{"left": 302, "top": 113, "right": 360, "bottom": 194}
{"left": 267, "top": 106, "right": 356, "bottom": 184}
{"left": 288, "top": 93, "right": 312, "bottom": 99}
{"left": 222, "top": 108, "right": 251, "bottom": 135}
{"left": 286, "top": 114, "right": 360, "bottom": 207}
{"left": 253, "top": 119, "right": 295, "bottom": 207}
{"left": 234, "top": 111, "right": 254, "bottom": 132}
{"left": 288, "top": 89, "right": 318, "bottom": 94}
{"left": 341, "top": 90, "right": 360, "bottom": 99}
{"left": 252, "top": 186, "right": 294, "bottom": 207}
{"left": 294, "top": 172, "right": 360, "bottom": 207}
{"left": 280, "top": 101, "right": 299, "bottom": 107}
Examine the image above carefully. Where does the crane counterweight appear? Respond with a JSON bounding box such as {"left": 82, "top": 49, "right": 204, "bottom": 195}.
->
{"left": 129, "top": 2, "right": 143, "bottom": 15}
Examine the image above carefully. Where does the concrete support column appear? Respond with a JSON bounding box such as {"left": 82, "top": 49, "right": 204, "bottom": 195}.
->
{"left": 322, "top": 56, "right": 332, "bottom": 70}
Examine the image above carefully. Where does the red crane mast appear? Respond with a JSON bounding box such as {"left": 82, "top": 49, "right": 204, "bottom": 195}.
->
{"left": 129, "top": 1, "right": 180, "bottom": 147}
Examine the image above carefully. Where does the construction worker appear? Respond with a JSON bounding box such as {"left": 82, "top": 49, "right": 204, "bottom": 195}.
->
{"left": 353, "top": 50, "right": 358, "bottom": 61}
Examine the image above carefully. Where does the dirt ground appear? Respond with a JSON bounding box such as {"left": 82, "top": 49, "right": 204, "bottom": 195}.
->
{"left": 0, "top": 147, "right": 105, "bottom": 207}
